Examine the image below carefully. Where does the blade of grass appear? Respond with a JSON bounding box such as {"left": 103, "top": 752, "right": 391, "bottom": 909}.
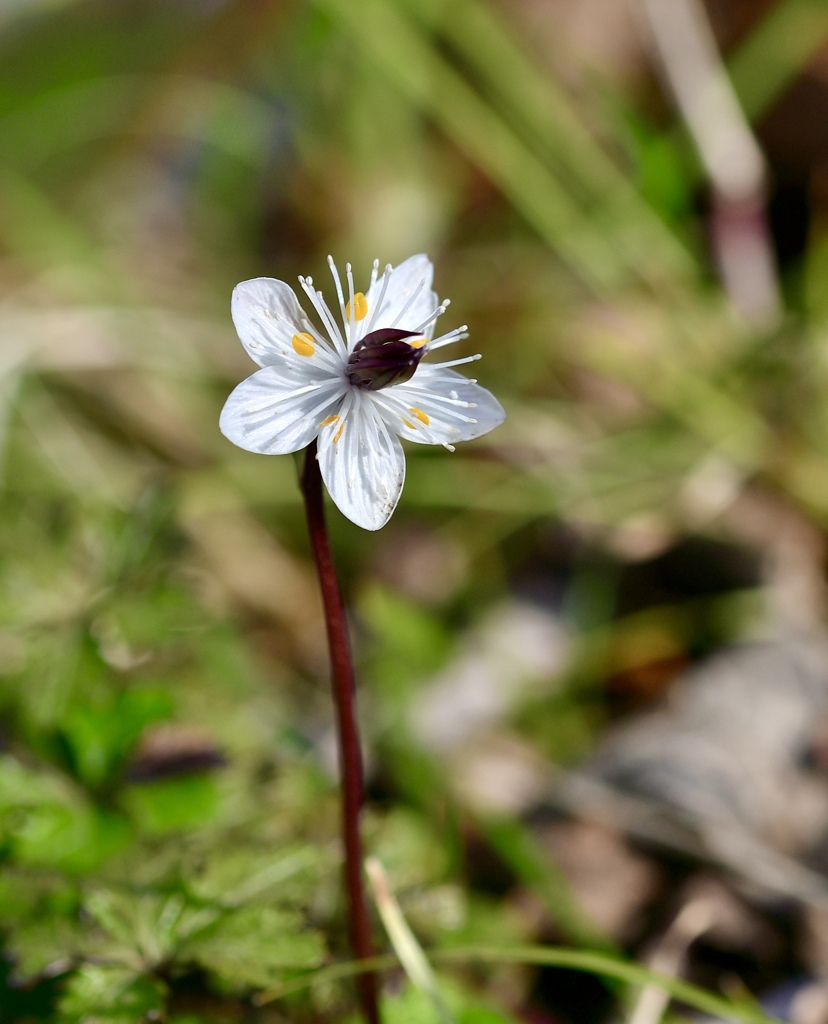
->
{"left": 0, "top": 165, "right": 134, "bottom": 302}
{"left": 366, "top": 857, "right": 455, "bottom": 1024}
{"left": 311, "top": 0, "right": 688, "bottom": 295}
{"left": 397, "top": 0, "right": 697, "bottom": 283}
{"left": 728, "top": 0, "right": 828, "bottom": 122}
{"left": 481, "top": 817, "right": 619, "bottom": 955}
{"left": 0, "top": 75, "right": 274, "bottom": 171}
{"left": 256, "top": 944, "right": 781, "bottom": 1023}
{"left": 0, "top": 0, "right": 86, "bottom": 31}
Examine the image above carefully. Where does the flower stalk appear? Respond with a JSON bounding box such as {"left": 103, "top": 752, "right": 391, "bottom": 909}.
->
{"left": 300, "top": 439, "right": 381, "bottom": 1024}
{"left": 220, "top": 253, "right": 504, "bottom": 1024}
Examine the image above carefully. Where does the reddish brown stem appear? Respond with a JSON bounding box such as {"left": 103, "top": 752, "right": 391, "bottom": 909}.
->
{"left": 300, "top": 440, "right": 381, "bottom": 1024}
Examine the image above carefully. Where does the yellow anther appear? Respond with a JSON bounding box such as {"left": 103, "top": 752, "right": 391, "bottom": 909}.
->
{"left": 409, "top": 337, "right": 427, "bottom": 348}
{"left": 410, "top": 407, "right": 430, "bottom": 425}
{"left": 402, "top": 418, "right": 415, "bottom": 429}
{"left": 345, "top": 292, "right": 368, "bottom": 321}
{"left": 320, "top": 415, "right": 340, "bottom": 426}
{"left": 292, "top": 332, "right": 315, "bottom": 356}
{"left": 333, "top": 421, "right": 346, "bottom": 443}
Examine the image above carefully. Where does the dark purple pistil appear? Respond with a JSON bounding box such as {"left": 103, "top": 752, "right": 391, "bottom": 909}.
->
{"left": 346, "top": 328, "right": 425, "bottom": 391}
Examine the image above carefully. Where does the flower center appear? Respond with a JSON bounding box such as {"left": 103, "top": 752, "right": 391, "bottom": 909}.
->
{"left": 346, "top": 328, "right": 427, "bottom": 391}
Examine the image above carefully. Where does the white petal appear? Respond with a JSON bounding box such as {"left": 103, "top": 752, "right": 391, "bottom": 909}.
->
{"left": 364, "top": 254, "right": 439, "bottom": 338}
{"left": 220, "top": 366, "right": 343, "bottom": 455}
{"left": 384, "top": 367, "right": 505, "bottom": 445}
{"left": 232, "top": 277, "right": 339, "bottom": 374}
{"left": 318, "top": 394, "right": 405, "bottom": 530}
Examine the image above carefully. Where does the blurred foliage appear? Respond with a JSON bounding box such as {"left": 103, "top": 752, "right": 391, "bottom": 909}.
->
{"left": 1, "top": 0, "right": 827, "bottom": 1021}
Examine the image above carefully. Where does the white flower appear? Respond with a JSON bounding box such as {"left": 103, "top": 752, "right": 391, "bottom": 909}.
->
{"left": 220, "top": 254, "right": 505, "bottom": 530}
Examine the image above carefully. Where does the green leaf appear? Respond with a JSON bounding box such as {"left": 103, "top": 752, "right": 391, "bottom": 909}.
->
{"left": 459, "top": 1009, "right": 518, "bottom": 1024}
{"left": 0, "top": 756, "right": 129, "bottom": 872}
{"left": 57, "top": 965, "right": 166, "bottom": 1024}
{"left": 61, "top": 687, "right": 173, "bottom": 788}
{"left": 84, "top": 887, "right": 219, "bottom": 967}
{"left": 6, "top": 916, "right": 84, "bottom": 982}
{"left": 179, "top": 905, "right": 325, "bottom": 990}
{"left": 361, "top": 584, "right": 452, "bottom": 700}
{"left": 185, "top": 842, "right": 324, "bottom": 908}
{"left": 377, "top": 986, "right": 447, "bottom": 1024}
{"left": 371, "top": 982, "right": 521, "bottom": 1024}
{"left": 121, "top": 775, "right": 220, "bottom": 834}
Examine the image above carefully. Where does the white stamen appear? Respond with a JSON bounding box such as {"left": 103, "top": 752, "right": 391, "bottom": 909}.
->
{"left": 317, "top": 291, "right": 348, "bottom": 356}
{"left": 399, "top": 392, "right": 478, "bottom": 424}
{"left": 412, "top": 301, "right": 448, "bottom": 336}
{"left": 400, "top": 384, "right": 476, "bottom": 408}
{"left": 389, "top": 277, "right": 426, "bottom": 329}
{"left": 429, "top": 353, "right": 482, "bottom": 370}
{"left": 436, "top": 406, "right": 478, "bottom": 424}
{"left": 296, "top": 318, "right": 341, "bottom": 371}
{"left": 298, "top": 276, "right": 347, "bottom": 357}
{"left": 372, "top": 392, "right": 440, "bottom": 445}
{"left": 346, "top": 263, "right": 356, "bottom": 338}
{"left": 425, "top": 325, "right": 469, "bottom": 351}
{"left": 365, "top": 264, "right": 392, "bottom": 333}
{"left": 327, "top": 255, "right": 347, "bottom": 325}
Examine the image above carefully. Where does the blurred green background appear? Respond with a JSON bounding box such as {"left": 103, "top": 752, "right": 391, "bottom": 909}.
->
{"left": 3, "top": 0, "right": 828, "bottom": 1021}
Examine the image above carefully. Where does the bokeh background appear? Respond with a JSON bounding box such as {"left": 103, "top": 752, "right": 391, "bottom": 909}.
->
{"left": 5, "top": 1, "right": 828, "bottom": 1022}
